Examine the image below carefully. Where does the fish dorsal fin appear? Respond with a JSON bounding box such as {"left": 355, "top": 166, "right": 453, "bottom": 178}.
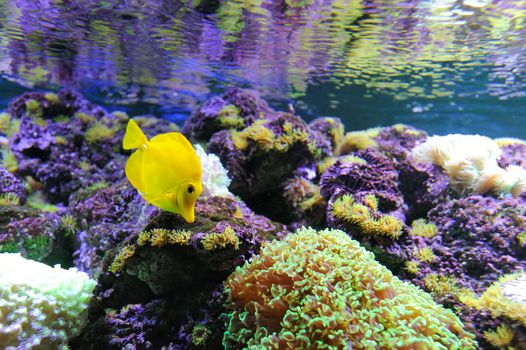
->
{"left": 123, "top": 119, "right": 149, "bottom": 150}
{"left": 150, "top": 132, "right": 194, "bottom": 153}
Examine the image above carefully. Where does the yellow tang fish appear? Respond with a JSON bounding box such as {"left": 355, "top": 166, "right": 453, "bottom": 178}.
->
{"left": 122, "top": 119, "right": 202, "bottom": 223}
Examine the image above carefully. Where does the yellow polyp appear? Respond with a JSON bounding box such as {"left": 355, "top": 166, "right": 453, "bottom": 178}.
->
{"left": 416, "top": 246, "right": 436, "bottom": 262}
{"left": 332, "top": 194, "right": 402, "bottom": 239}
{"left": 0, "top": 192, "right": 20, "bottom": 206}
{"left": 109, "top": 244, "right": 136, "bottom": 273}
{"left": 363, "top": 194, "right": 378, "bottom": 212}
{"left": 424, "top": 273, "right": 459, "bottom": 297}
{"left": 201, "top": 226, "right": 240, "bottom": 251}
{"left": 74, "top": 112, "right": 96, "bottom": 123}
{"left": 483, "top": 324, "right": 514, "bottom": 347}
{"left": 405, "top": 260, "right": 420, "bottom": 274}
{"left": 150, "top": 228, "right": 170, "bottom": 247}
{"left": 137, "top": 230, "right": 152, "bottom": 246}
{"left": 138, "top": 228, "right": 192, "bottom": 247}
{"left": 410, "top": 219, "right": 439, "bottom": 238}
{"left": 338, "top": 128, "right": 380, "bottom": 155}
{"left": 44, "top": 92, "right": 59, "bottom": 103}
{"left": 85, "top": 121, "right": 117, "bottom": 143}
{"left": 460, "top": 273, "right": 526, "bottom": 326}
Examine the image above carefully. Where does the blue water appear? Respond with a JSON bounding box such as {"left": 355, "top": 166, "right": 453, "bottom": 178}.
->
{"left": 0, "top": 0, "right": 524, "bottom": 137}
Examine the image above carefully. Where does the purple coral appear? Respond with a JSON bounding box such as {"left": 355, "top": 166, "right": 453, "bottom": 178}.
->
{"left": 308, "top": 116, "right": 345, "bottom": 153}
{"left": 70, "top": 180, "right": 152, "bottom": 274}
{"left": 397, "top": 161, "right": 449, "bottom": 220}
{"left": 182, "top": 88, "right": 272, "bottom": 141}
{"left": 0, "top": 166, "right": 26, "bottom": 202}
{"left": 498, "top": 143, "right": 526, "bottom": 169}
{"left": 8, "top": 90, "right": 128, "bottom": 202}
{"left": 427, "top": 195, "right": 526, "bottom": 287}
{"left": 71, "top": 193, "right": 288, "bottom": 349}
{"left": 206, "top": 109, "right": 330, "bottom": 221}
{"left": 321, "top": 148, "right": 405, "bottom": 216}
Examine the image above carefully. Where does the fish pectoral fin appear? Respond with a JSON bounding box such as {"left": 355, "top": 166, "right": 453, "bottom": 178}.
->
{"left": 125, "top": 151, "right": 146, "bottom": 192}
{"left": 123, "top": 119, "right": 149, "bottom": 150}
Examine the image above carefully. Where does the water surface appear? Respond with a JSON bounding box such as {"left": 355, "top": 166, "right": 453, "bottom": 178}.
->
{"left": 0, "top": 0, "right": 524, "bottom": 136}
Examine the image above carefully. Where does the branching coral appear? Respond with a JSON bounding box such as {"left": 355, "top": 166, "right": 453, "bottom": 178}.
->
{"left": 223, "top": 227, "right": 477, "bottom": 349}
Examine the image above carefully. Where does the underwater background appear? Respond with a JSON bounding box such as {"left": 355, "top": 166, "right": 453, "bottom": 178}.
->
{"left": 1, "top": 1, "right": 526, "bottom": 350}
{"left": 0, "top": 0, "right": 524, "bottom": 136}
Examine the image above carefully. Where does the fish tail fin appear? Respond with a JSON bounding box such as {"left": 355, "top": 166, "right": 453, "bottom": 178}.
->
{"left": 123, "top": 119, "right": 149, "bottom": 150}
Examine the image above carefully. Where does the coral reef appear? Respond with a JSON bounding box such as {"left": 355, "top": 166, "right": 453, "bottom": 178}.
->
{"left": 0, "top": 253, "right": 96, "bottom": 350}
{"left": 184, "top": 88, "right": 330, "bottom": 223}
{"left": 321, "top": 149, "right": 407, "bottom": 246}
{"left": 223, "top": 227, "right": 477, "bottom": 349}
{"left": 2, "top": 89, "right": 525, "bottom": 350}
{"left": 6, "top": 90, "right": 179, "bottom": 204}
{"left": 411, "top": 134, "right": 526, "bottom": 197}
{"left": 71, "top": 188, "right": 288, "bottom": 349}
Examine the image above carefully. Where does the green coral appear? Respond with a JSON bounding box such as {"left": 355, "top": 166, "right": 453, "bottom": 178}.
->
{"left": 0, "top": 112, "right": 19, "bottom": 136}
{"left": 0, "top": 236, "right": 52, "bottom": 261}
{"left": 1, "top": 148, "right": 18, "bottom": 172}
{"left": 223, "top": 227, "right": 477, "bottom": 349}
{"left": 60, "top": 214, "right": 77, "bottom": 236}
{"left": 192, "top": 324, "right": 212, "bottom": 347}
{"left": 74, "top": 112, "right": 96, "bottom": 124}
{"left": 44, "top": 92, "right": 59, "bottom": 104}
{"left": 25, "top": 99, "right": 42, "bottom": 118}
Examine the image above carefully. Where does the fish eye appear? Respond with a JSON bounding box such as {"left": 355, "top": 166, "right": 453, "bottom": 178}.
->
{"left": 187, "top": 184, "right": 194, "bottom": 194}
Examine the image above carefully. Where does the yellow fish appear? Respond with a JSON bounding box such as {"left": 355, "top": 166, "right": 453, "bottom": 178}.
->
{"left": 122, "top": 119, "right": 202, "bottom": 223}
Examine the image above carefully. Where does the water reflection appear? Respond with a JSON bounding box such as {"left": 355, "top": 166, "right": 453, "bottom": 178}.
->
{"left": 0, "top": 0, "right": 524, "bottom": 108}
